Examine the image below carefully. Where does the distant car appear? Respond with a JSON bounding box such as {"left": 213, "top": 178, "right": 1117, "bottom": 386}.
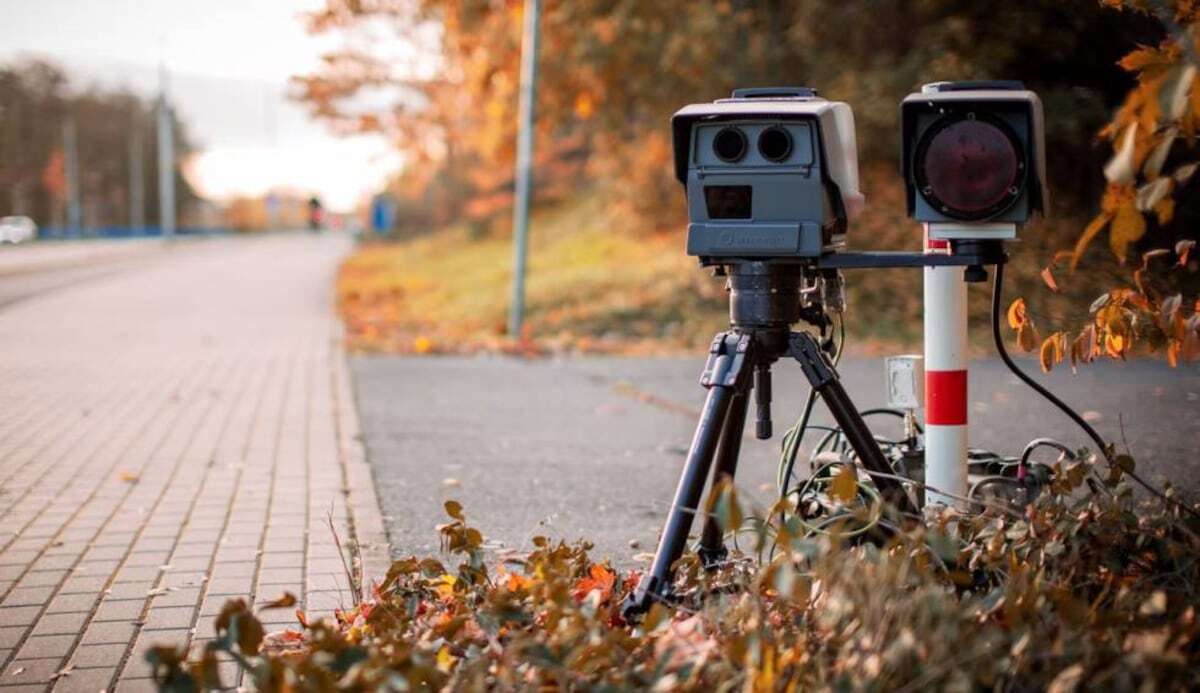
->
{"left": 0, "top": 216, "right": 37, "bottom": 244}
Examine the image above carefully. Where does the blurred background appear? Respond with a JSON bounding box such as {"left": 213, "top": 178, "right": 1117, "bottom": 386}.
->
{"left": 0, "top": 0, "right": 1168, "bottom": 351}
{"left": 0, "top": 0, "right": 399, "bottom": 235}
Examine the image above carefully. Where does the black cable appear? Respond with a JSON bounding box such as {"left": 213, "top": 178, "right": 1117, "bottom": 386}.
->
{"left": 778, "top": 316, "right": 844, "bottom": 499}
{"left": 991, "top": 263, "right": 1110, "bottom": 459}
{"left": 991, "top": 262, "right": 1200, "bottom": 521}
{"left": 779, "top": 388, "right": 818, "bottom": 501}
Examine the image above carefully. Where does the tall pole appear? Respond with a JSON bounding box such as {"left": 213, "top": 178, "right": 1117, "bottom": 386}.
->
{"left": 507, "top": 0, "right": 540, "bottom": 338}
{"left": 923, "top": 228, "right": 969, "bottom": 507}
{"left": 129, "top": 127, "right": 144, "bottom": 231}
{"left": 156, "top": 92, "right": 175, "bottom": 239}
{"left": 63, "top": 119, "right": 81, "bottom": 236}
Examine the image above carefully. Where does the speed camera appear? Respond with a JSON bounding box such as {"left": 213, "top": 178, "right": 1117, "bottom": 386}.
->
{"left": 672, "top": 87, "right": 864, "bottom": 262}
{"left": 901, "top": 81, "right": 1047, "bottom": 239}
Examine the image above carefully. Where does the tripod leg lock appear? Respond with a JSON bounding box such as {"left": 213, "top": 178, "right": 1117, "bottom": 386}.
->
{"left": 790, "top": 331, "right": 836, "bottom": 388}
{"left": 700, "top": 332, "right": 753, "bottom": 389}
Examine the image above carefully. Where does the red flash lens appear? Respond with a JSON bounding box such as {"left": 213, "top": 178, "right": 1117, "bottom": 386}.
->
{"left": 916, "top": 116, "right": 1022, "bottom": 220}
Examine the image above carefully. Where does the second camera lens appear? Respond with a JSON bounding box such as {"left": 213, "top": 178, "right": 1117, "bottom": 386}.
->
{"left": 758, "top": 126, "right": 792, "bottom": 162}
{"left": 713, "top": 127, "right": 748, "bottom": 162}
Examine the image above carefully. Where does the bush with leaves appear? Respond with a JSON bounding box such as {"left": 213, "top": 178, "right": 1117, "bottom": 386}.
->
{"left": 149, "top": 453, "right": 1200, "bottom": 691}
{"left": 1019, "top": 0, "right": 1200, "bottom": 370}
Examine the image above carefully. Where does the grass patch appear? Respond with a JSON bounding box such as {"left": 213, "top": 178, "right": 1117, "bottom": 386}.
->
{"left": 338, "top": 194, "right": 725, "bottom": 355}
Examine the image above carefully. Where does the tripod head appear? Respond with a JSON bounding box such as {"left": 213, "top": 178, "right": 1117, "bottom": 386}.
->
{"left": 718, "top": 261, "right": 843, "bottom": 442}
{"left": 724, "top": 261, "right": 841, "bottom": 353}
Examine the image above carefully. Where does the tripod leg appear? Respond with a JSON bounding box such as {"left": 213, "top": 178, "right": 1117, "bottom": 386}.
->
{"left": 623, "top": 333, "right": 752, "bottom": 618}
{"left": 789, "top": 332, "right": 918, "bottom": 516}
{"left": 697, "top": 390, "right": 750, "bottom": 567}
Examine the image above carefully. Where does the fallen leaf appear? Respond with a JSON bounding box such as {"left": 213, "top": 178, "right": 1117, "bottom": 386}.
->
{"left": 48, "top": 666, "right": 73, "bottom": 682}
{"left": 1040, "top": 266, "right": 1059, "bottom": 293}
{"left": 1039, "top": 333, "right": 1064, "bottom": 373}
{"left": 261, "top": 592, "right": 298, "bottom": 609}
{"left": 829, "top": 465, "right": 858, "bottom": 504}
{"left": 572, "top": 564, "right": 617, "bottom": 603}
{"left": 1007, "top": 298, "right": 1027, "bottom": 330}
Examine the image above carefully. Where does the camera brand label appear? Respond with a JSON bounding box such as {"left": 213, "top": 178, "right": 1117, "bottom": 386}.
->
{"left": 687, "top": 223, "right": 811, "bottom": 256}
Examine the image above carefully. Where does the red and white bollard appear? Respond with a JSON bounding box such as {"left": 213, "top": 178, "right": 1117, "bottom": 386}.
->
{"left": 923, "top": 228, "right": 969, "bottom": 507}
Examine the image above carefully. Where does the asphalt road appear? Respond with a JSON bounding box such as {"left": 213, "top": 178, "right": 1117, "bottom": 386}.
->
{"left": 353, "top": 353, "right": 1200, "bottom": 567}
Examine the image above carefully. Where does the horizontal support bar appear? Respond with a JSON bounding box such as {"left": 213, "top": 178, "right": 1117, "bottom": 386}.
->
{"left": 815, "top": 249, "right": 1006, "bottom": 270}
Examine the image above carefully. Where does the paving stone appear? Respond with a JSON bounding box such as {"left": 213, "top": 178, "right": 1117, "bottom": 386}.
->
{"left": 52, "top": 666, "right": 117, "bottom": 692}
{"left": 1, "top": 585, "right": 55, "bottom": 608}
{"left": 141, "top": 607, "right": 195, "bottom": 631}
{"left": 30, "top": 611, "right": 89, "bottom": 636}
{"left": 104, "top": 582, "right": 156, "bottom": 601}
{"left": 205, "top": 576, "right": 253, "bottom": 595}
{"left": 17, "top": 570, "right": 67, "bottom": 588}
{"left": 0, "top": 625, "right": 26, "bottom": 648}
{"left": 146, "top": 587, "right": 200, "bottom": 609}
{"left": 92, "top": 600, "right": 145, "bottom": 623}
{"left": 68, "top": 643, "right": 128, "bottom": 670}
{"left": 44, "top": 592, "right": 97, "bottom": 614}
{"left": 4, "top": 656, "right": 63, "bottom": 685}
{"left": 78, "top": 621, "right": 137, "bottom": 646}
{"left": 0, "top": 606, "right": 41, "bottom": 628}
{"left": 57, "top": 576, "right": 108, "bottom": 594}
{"left": 17, "top": 633, "right": 76, "bottom": 660}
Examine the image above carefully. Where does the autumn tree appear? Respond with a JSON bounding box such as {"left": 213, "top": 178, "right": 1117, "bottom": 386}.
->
{"left": 1012, "top": 0, "right": 1200, "bottom": 370}
{"left": 294, "top": 1, "right": 1152, "bottom": 234}
{"left": 0, "top": 58, "right": 199, "bottom": 231}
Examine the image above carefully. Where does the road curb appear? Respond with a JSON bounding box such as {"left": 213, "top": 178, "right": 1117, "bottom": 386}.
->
{"left": 331, "top": 324, "right": 393, "bottom": 594}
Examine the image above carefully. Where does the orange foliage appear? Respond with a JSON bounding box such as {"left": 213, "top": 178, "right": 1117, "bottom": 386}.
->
{"left": 1018, "top": 0, "right": 1200, "bottom": 370}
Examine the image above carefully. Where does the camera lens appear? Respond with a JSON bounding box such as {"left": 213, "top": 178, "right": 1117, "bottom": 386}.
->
{"left": 757, "top": 126, "right": 792, "bottom": 162}
{"left": 713, "top": 127, "right": 748, "bottom": 163}
{"left": 916, "top": 116, "right": 1023, "bottom": 220}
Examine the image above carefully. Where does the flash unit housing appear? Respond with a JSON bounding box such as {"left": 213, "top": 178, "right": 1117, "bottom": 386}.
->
{"left": 673, "top": 87, "right": 864, "bottom": 263}
{"left": 901, "top": 81, "right": 1047, "bottom": 228}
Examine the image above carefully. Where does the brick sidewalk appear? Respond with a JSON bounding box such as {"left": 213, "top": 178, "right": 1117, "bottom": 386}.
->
{"left": 0, "top": 235, "right": 389, "bottom": 692}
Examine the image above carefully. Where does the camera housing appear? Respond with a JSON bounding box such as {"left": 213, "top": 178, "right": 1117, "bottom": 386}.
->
{"left": 901, "top": 81, "right": 1047, "bottom": 239}
{"left": 672, "top": 87, "right": 864, "bottom": 263}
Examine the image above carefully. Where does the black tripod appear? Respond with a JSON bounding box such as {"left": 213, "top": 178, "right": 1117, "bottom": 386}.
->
{"left": 622, "top": 262, "right": 917, "bottom": 617}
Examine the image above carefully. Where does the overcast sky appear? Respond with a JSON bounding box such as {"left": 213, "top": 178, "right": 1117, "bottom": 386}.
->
{"left": 0, "top": 0, "right": 403, "bottom": 211}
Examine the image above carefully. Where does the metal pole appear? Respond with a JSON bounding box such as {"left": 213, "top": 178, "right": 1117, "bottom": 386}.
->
{"left": 923, "top": 227, "right": 969, "bottom": 507}
{"left": 507, "top": 0, "right": 540, "bottom": 338}
{"left": 156, "top": 92, "right": 176, "bottom": 239}
{"left": 129, "top": 127, "right": 144, "bottom": 231}
{"left": 63, "top": 119, "right": 81, "bottom": 236}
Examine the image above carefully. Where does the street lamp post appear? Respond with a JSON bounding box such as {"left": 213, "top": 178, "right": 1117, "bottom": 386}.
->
{"left": 507, "top": 0, "right": 541, "bottom": 339}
